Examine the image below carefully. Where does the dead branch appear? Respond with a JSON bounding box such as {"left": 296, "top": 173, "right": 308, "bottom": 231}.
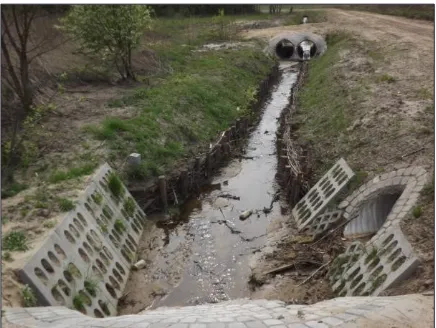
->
{"left": 297, "top": 260, "right": 332, "bottom": 287}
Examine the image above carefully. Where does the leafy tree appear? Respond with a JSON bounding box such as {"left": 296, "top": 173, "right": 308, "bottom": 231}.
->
{"left": 60, "top": 5, "right": 152, "bottom": 80}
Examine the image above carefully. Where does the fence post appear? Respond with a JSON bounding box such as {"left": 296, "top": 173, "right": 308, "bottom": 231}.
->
{"left": 158, "top": 176, "right": 168, "bottom": 213}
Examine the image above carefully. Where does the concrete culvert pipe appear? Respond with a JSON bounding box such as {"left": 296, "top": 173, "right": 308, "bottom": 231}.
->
{"left": 266, "top": 32, "right": 326, "bottom": 61}
{"left": 275, "top": 39, "right": 294, "bottom": 59}
{"left": 344, "top": 188, "right": 404, "bottom": 238}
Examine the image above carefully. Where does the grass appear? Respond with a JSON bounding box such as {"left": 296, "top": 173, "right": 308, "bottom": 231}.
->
{"left": 376, "top": 74, "right": 396, "bottom": 83}
{"left": 412, "top": 205, "right": 422, "bottom": 218}
{"left": 99, "top": 223, "right": 108, "bottom": 234}
{"left": 88, "top": 16, "right": 273, "bottom": 179}
{"left": 57, "top": 198, "right": 75, "bottom": 212}
{"left": 72, "top": 294, "right": 85, "bottom": 312}
{"left": 123, "top": 197, "right": 136, "bottom": 217}
{"left": 1, "top": 182, "right": 28, "bottom": 199}
{"left": 108, "top": 173, "right": 124, "bottom": 199}
{"left": 43, "top": 220, "right": 56, "bottom": 228}
{"left": 48, "top": 163, "right": 97, "bottom": 184}
{"left": 296, "top": 32, "right": 359, "bottom": 177}
{"left": 21, "top": 285, "right": 37, "bottom": 307}
{"left": 3, "top": 251, "right": 13, "bottom": 262}
{"left": 114, "top": 219, "right": 126, "bottom": 233}
{"left": 3, "top": 231, "right": 28, "bottom": 251}
{"left": 84, "top": 278, "right": 99, "bottom": 297}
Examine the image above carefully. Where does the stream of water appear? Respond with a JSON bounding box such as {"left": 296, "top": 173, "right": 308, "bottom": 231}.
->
{"left": 148, "top": 62, "right": 300, "bottom": 307}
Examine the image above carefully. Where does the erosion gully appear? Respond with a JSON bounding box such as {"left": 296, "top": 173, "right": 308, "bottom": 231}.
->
{"left": 126, "top": 62, "right": 299, "bottom": 311}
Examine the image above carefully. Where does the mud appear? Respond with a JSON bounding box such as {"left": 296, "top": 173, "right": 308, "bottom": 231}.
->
{"left": 119, "top": 62, "right": 300, "bottom": 314}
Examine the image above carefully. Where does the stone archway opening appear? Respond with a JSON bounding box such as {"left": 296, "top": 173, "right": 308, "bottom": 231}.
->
{"left": 344, "top": 186, "right": 405, "bottom": 239}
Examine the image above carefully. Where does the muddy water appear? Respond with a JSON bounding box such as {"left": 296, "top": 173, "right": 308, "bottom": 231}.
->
{"left": 149, "top": 63, "right": 299, "bottom": 308}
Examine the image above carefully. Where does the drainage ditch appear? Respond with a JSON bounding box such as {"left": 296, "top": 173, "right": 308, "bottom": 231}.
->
{"left": 119, "top": 62, "right": 301, "bottom": 313}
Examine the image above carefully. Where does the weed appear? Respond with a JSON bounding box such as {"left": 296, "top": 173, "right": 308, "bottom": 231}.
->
{"left": 43, "top": 220, "right": 56, "bottom": 229}
{"left": 48, "top": 163, "right": 97, "bottom": 184}
{"left": 376, "top": 74, "right": 396, "bottom": 83}
{"left": 3, "top": 251, "right": 13, "bottom": 262}
{"left": 93, "top": 192, "right": 103, "bottom": 205}
{"left": 99, "top": 223, "right": 108, "bottom": 234}
{"left": 3, "top": 231, "right": 28, "bottom": 251}
{"left": 348, "top": 170, "right": 368, "bottom": 192}
{"left": 421, "top": 174, "right": 434, "bottom": 199}
{"left": 57, "top": 198, "right": 75, "bottom": 212}
{"left": 108, "top": 173, "right": 124, "bottom": 199}
{"left": 21, "top": 285, "right": 37, "bottom": 307}
{"left": 114, "top": 219, "right": 126, "bottom": 233}
{"left": 1, "top": 182, "right": 28, "bottom": 199}
{"left": 364, "top": 247, "right": 378, "bottom": 264}
{"left": 412, "top": 205, "right": 422, "bottom": 218}
{"left": 416, "top": 88, "right": 433, "bottom": 100}
{"left": 72, "top": 294, "right": 85, "bottom": 311}
{"left": 84, "top": 278, "right": 99, "bottom": 297}
{"left": 123, "top": 197, "right": 136, "bottom": 217}
{"left": 2, "top": 216, "right": 9, "bottom": 225}
{"left": 35, "top": 200, "right": 48, "bottom": 209}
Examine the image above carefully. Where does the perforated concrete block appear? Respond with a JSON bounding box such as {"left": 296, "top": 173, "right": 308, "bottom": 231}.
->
{"left": 302, "top": 210, "right": 344, "bottom": 237}
{"left": 18, "top": 163, "right": 147, "bottom": 318}
{"left": 330, "top": 227, "right": 419, "bottom": 297}
{"left": 292, "top": 158, "right": 354, "bottom": 231}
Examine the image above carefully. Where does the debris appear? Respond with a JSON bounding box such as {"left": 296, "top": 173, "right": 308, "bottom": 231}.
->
{"left": 218, "top": 193, "right": 240, "bottom": 200}
{"left": 239, "top": 210, "right": 253, "bottom": 220}
{"left": 264, "top": 259, "right": 321, "bottom": 276}
{"left": 297, "top": 260, "right": 332, "bottom": 287}
{"left": 217, "top": 219, "right": 242, "bottom": 234}
{"left": 133, "top": 259, "right": 146, "bottom": 270}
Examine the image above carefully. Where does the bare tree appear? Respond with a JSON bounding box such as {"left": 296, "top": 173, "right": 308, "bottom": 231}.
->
{"left": 1, "top": 5, "right": 66, "bottom": 183}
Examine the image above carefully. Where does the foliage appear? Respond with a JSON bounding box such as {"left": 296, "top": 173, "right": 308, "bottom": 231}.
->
{"left": 48, "top": 163, "right": 97, "bottom": 183}
{"left": 91, "top": 17, "right": 273, "bottom": 179}
{"left": 151, "top": 5, "right": 257, "bottom": 17}
{"left": 108, "top": 173, "right": 124, "bottom": 199}
{"left": 84, "top": 278, "right": 98, "bottom": 297}
{"left": 1, "top": 182, "right": 28, "bottom": 199}
{"left": 21, "top": 285, "right": 37, "bottom": 307}
{"left": 3, "top": 231, "right": 28, "bottom": 251}
{"left": 72, "top": 294, "right": 85, "bottom": 311}
{"left": 3, "top": 251, "right": 13, "bottom": 262}
{"left": 123, "top": 197, "right": 136, "bottom": 217}
{"left": 57, "top": 198, "right": 76, "bottom": 212}
{"left": 412, "top": 206, "right": 422, "bottom": 218}
{"left": 114, "top": 219, "right": 126, "bottom": 233}
{"left": 60, "top": 5, "right": 153, "bottom": 80}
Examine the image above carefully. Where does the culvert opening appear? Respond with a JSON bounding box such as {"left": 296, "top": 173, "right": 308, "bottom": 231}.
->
{"left": 297, "top": 40, "right": 317, "bottom": 61}
{"left": 344, "top": 188, "right": 404, "bottom": 238}
{"left": 275, "top": 39, "right": 294, "bottom": 59}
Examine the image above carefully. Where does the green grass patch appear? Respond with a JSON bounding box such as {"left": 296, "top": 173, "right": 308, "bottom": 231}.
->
{"left": 1, "top": 182, "right": 28, "bottom": 199}
{"left": 3, "top": 231, "right": 28, "bottom": 251}
{"left": 88, "top": 16, "right": 273, "bottom": 179}
{"left": 376, "top": 74, "right": 396, "bottom": 83}
{"left": 21, "top": 285, "right": 37, "bottom": 307}
{"left": 3, "top": 251, "right": 13, "bottom": 262}
{"left": 412, "top": 205, "right": 422, "bottom": 218}
{"left": 296, "top": 32, "right": 359, "bottom": 176}
{"left": 84, "top": 278, "right": 99, "bottom": 297}
{"left": 336, "top": 4, "right": 434, "bottom": 21}
{"left": 72, "top": 294, "right": 86, "bottom": 312}
{"left": 114, "top": 219, "right": 126, "bottom": 233}
{"left": 48, "top": 163, "right": 97, "bottom": 184}
{"left": 108, "top": 173, "right": 124, "bottom": 199}
{"left": 57, "top": 198, "right": 76, "bottom": 212}
{"left": 123, "top": 197, "right": 136, "bottom": 217}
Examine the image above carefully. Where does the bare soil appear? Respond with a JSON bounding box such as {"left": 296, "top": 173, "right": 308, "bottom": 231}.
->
{"left": 244, "top": 8, "right": 434, "bottom": 301}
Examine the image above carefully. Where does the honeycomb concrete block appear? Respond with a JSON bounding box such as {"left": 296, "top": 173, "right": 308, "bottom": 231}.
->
{"left": 330, "top": 225, "right": 420, "bottom": 297}
{"left": 302, "top": 210, "right": 344, "bottom": 237}
{"left": 18, "top": 163, "right": 147, "bottom": 318}
{"left": 292, "top": 158, "right": 354, "bottom": 231}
